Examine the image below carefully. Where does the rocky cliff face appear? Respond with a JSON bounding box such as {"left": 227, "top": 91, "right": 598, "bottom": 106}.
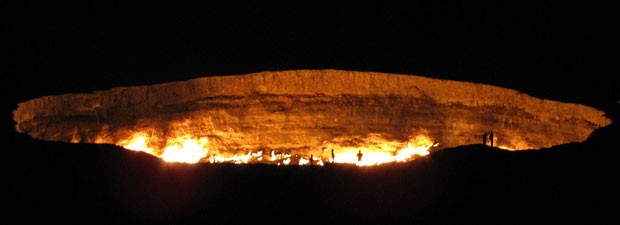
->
{"left": 13, "top": 70, "right": 611, "bottom": 158}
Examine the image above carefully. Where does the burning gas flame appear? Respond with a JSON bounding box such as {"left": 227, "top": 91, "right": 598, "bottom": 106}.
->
{"left": 161, "top": 135, "right": 209, "bottom": 163}
{"left": 118, "top": 133, "right": 154, "bottom": 154}
{"left": 114, "top": 132, "right": 436, "bottom": 166}
{"left": 299, "top": 157, "right": 309, "bottom": 165}
{"left": 332, "top": 134, "right": 436, "bottom": 166}
{"left": 493, "top": 135, "right": 533, "bottom": 151}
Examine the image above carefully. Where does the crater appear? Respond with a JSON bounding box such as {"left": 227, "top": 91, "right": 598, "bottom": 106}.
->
{"left": 13, "top": 70, "right": 611, "bottom": 164}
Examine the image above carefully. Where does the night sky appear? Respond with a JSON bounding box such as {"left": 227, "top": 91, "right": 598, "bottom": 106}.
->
{"left": 4, "top": 2, "right": 618, "bottom": 112}
{"left": 3, "top": 2, "right": 619, "bottom": 223}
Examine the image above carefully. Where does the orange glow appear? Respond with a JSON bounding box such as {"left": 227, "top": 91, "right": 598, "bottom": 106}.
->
{"left": 118, "top": 133, "right": 154, "bottom": 154}
{"left": 112, "top": 131, "right": 436, "bottom": 166}
{"left": 298, "top": 157, "right": 309, "bottom": 165}
{"left": 495, "top": 136, "right": 533, "bottom": 151}
{"left": 282, "top": 158, "right": 291, "bottom": 165}
{"left": 70, "top": 129, "right": 81, "bottom": 143}
{"left": 498, "top": 142, "right": 533, "bottom": 151}
{"left": 332, "top": 134, "right": 436, "bottom": 166}
{"left": 161, "top": 135, "right": 209, "bottom": 163}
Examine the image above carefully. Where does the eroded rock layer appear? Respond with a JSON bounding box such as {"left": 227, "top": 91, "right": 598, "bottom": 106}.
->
{"left": 13, "top": 70, "right": 611, "bottom": 156}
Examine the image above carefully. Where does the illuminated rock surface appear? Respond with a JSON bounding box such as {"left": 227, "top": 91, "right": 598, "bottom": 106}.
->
{"left": 13, "top": 70, "right": 611, "bottom": 162}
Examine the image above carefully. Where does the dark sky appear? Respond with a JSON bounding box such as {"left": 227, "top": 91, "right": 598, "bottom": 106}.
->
{"left": 4, "top": 1, "right": 619, "bottom": 112}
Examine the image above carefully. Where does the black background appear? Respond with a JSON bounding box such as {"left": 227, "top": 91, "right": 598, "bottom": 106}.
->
{"left": 4, "top": 1, "right": 619, "bottom": 224}
{"left": 4, "top": 1, "right": 618, "bottom": 111}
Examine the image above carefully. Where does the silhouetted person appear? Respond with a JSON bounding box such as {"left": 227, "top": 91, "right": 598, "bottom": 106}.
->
{"left": 331, "top": 149, "right": 335, "bottom": 163}
{"left": 489, "top": 131, "right": 494, "bottom": 147}
{"left": 357, "top": 150, "right": 363, "bottom": 163}
{"left": 483, "top": 132, "right": 488, "bottom": 146}
{"left": 309, "top": 154, "right": 314, "bottom": 165}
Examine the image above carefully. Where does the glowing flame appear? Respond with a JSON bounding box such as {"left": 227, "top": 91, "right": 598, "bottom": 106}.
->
{"left": 160, "top": 135, "right": 209, "bottom": 163}
{"left": 270, "top": 151, "right": 276, "bottom": 161}
{"left": 396, "top": 136, "right": 433, "bottom": 160}
{"left": 316, "top": 158, "right": 324, "bottom": 166}
{"left": 332, "top": 134, "right": 436, "bottom": 166}
{"left": 70, "top": 129, "right": 81, "bottom": 143}
{"left": 282, "top": 158, "right": 291, "bottom": 165}
{"left": 112, "top": 131, "right": 435, "bottom": 166}
{"left": 494, "top": 135, "right": 533, "bottom": 151}
{"left": 498, "top": 142, "right": 533, "bottom": 151}
{"left": 119, "top": 133, "right": 154, "bottom": 154}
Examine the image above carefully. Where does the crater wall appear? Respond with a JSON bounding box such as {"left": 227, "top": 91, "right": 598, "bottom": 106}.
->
{"left": 13, "top": 70, "right": 611, "bottom": 154}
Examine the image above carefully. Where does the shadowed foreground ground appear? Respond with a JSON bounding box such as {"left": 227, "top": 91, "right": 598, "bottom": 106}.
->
{"left": 7, "top": 119, "right": 618, "bottom": 224}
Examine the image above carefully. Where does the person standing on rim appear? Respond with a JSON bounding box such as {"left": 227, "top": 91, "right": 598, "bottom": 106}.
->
{"left": 357, "top": 150, "right": 363, "bottom": 163}
{"left": 489, "top": 131, "right": 494, "bottom": 147}
{"left": 483, "top": 132, "right": 488, "bottom": 146}
{"left": 331, "top": 148, "right": 335, "bottom": 163}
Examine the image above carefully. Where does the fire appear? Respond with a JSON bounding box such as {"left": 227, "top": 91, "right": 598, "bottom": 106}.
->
{"left": 118, "top": 133, "right": 209, "bottom": 163}
{"left": 118, "top": 133, "right": 154, "bottom": 154}
{"left": 161, "top": 135, "right": 209, "bottom": 163}
{"left": 315, "top": 158, "right": 324, "bottom": 166}
{"left": 114, "top": 131, "right": 436, "bottom": 166}
{"left": 299, "top": 157, "right": 309, "bottom": 165}
{"left": 494, "top": 135, "right": 534, "bottom": 151}
{"left": 332, "top": 134, "right": 436, "bottom": 166}
{"left": 498, "top": 142, "right": 533, "bottom": 151}
{"left": 282, "top": 158, "right": 291, "bottom": 165}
